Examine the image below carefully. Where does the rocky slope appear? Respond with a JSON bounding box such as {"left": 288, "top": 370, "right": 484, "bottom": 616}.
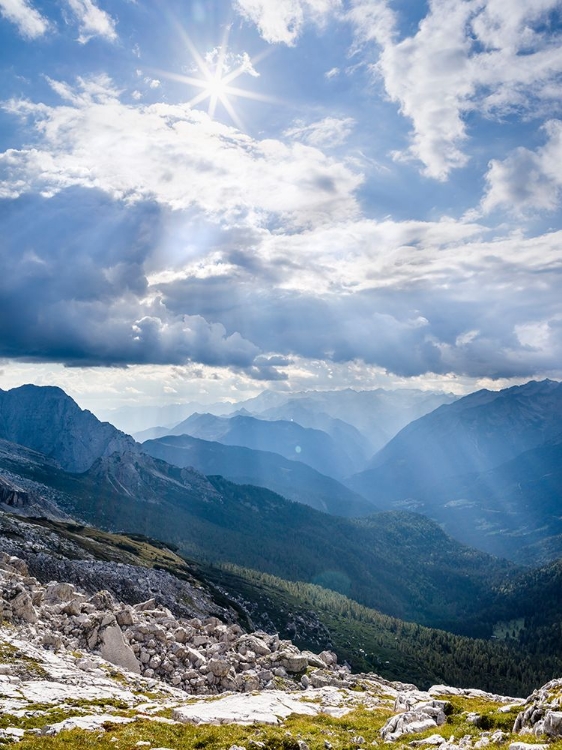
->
{"left": 4, "top": 549, "right": 562, "bottom": 750}
{"left": 0, "top": 385, "right": 137, "bottom": 473}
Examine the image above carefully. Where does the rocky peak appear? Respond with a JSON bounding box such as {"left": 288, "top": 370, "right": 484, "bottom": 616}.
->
{"left": 0, "top": 384, "right": 138, "bottom": 472}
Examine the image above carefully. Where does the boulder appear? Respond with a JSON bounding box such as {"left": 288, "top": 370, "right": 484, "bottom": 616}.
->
{"left": 44, "top": 582, "right": 77, "bottom": 604}
{"left": 11, "top": 590, "right": 37, "bottom": 622}
{"left": 543, "top": 711, "right": 562, "bottom": 737}
{"left": 209, "top": 660, "right": 231, "bottom": 678}
{"left": 277, "top": 651, "right": 308, "bottom": 673}
{"left": 100, "top": 624, "right": 141, "bottom": 674}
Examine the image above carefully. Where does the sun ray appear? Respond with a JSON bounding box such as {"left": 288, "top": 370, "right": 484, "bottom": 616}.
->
{"left": 151, "top": 27, "right": 280, "bottom": 130}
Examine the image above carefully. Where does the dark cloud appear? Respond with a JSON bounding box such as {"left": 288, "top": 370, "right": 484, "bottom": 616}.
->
{"left": 0, "top": 189, "right": 261, "bottom": 369}
{"left": 2, "top": 186, "right": 561, "bottom": 381}
{"left": 158, "top": 261, "right": 562, "bottom": 379}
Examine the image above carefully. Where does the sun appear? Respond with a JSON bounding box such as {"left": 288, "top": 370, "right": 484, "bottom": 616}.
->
{"left": 156, "top": 25, "right": 275, "bottom": 131}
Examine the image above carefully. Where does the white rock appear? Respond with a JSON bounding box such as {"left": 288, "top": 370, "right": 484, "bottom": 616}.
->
{"left": 41, "top": 714, "right": 135, "bottom": 735}
{"left": 173, "top": 690, "right": 326, "bottom": 725}
{"left": 100, "top": 624, "right": 141, "bottom": 674}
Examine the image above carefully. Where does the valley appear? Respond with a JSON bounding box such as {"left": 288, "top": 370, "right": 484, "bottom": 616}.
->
{"left": 1, "top": 380, "right": 562, "bottom": 702}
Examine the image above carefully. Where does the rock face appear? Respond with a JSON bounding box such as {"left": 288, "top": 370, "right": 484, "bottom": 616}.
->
{"left": 0, "top": 384, "right": 137, "bottom": 472}
{"left": 380, "top": 693, "right": 449, "bottom": 741}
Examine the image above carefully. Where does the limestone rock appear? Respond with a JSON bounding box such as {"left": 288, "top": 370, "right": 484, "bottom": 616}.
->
{"left": 11, "top": 590, "right": 37, "bottom": 622}
{"left": 100, "top": 624, "right": 141, "bottom": 674}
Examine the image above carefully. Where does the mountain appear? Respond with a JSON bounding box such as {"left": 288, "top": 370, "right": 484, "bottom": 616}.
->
{"left": 2, "top": 513, "right": 558, "bottom": 696}
{"left": 105, "top": 387, "right": 458, "bottom": 455}
{"left": 141, "top": 433, "right": 377, "bottom": 517}
{"left": 248, "top": 401, "right": 371, "bottom": 465}
{"left": 0, "top": 437, "right": 515, "bottom": 633}
{"left": 235, "top": 388, "right": 459, "bottom": 454}
{"left": 347, "top": 379, "right": 562, "bottom": 562}
{"left": 166, "top": 413, "right": 364, "bottom": 479}
{"left": 97, "top": 398, "right": 239, "bottom": 434}
{"left": 0, "top": 384, "right": 137, "bottom": 472}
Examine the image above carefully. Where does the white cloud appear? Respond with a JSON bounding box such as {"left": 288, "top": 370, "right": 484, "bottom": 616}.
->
{"left": 1, "top": 76, "right": 363, "bottom": 228}
{"left": 234, "top": 0, "right": 342, "bottom": 45}
{"left": 156, "top": 222, "right": 562, "bottom": 379}
{"left": 284, "top": 116, "right": 355, "bottom": 147}
{"left": 348, "top": 0, "right": 562, "bottom": 180}
{"left": 482, "top": 120, "right": 562, "bottom": 213}
{"left": 0, "top": 0, "right": 49, "bottom": 39}
{"left": 65, "top": 0, "right": 117, "bottom": 43}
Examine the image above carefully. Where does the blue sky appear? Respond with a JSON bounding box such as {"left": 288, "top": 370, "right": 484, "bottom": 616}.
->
{"left": 0, "top": 0, "right": 561, "bottom": 412}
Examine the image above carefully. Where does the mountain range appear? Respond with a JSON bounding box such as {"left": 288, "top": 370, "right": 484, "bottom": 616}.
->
{"left": 106, "top": 387, "right": 457, "bottom": 454}
{"left": 2, "top": 379, "right": 562, "bottom": 693}
{"left": 151, "top": 411, "right": 365, "bottom": 480}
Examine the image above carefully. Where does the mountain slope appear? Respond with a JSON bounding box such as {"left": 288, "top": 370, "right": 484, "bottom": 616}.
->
{"left": 142, "top": 433, "right": 377, "bottom": 517}
{"left": 167, "top": 413, "right": 363, "bottom": 479}
{"left": 347, "top": 380, "right": 562, "bottom": 562}
{"left": 0, "top": 439, "right": 514, "bottom": 634}
{"left": 0, "top": 384, "right": 137, "bottom": 472}
{"left": 244, "top": 401, "right": 371, "bottom": 466}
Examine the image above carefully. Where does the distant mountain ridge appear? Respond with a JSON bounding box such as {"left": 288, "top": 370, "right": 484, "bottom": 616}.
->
{"left": 347, "top": 379, "right": 562, "bottom": 562}
{"left": 142, "top": 433, "right": 377, "bottom": 517}
{"left": 103, "top": 387, "right": 458, "bottom": 452}
{"left": 0, "top": 384, "right": 137, "bottom": 473}
{"left": 0, "top": 432, "right": 514, "bottom": 633}
{"left": 167, "top": 412, "right": 363, "bottom": 479}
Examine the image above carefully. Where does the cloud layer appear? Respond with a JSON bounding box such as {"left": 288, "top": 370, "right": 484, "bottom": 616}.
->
{"left": 1, "top": 2, "right": 562, "bottom": 390}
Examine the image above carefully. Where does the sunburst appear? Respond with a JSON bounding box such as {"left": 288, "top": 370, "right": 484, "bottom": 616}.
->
{"left": 156, "top": 25, "right": 276, "bottom": 130}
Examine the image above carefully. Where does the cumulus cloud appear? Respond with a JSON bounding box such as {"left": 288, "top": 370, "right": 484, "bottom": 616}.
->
{"left": 65, "top": 0, "right": 117, "bottom": 43}
{"left": 1, "top": 76, "right": 362, "bottom": 228}
{"left": 0, "top": 178, "right": 561, "bottom": 378}
{"left": 482, "top": 120, "right": 562, "bottom": 214}
{"left": 234, "top": 0, "right": 342, "bottom": 45}
{"left": 0, "top": 0, "right": 49, "bottom": 39}
{"left": 348, "top": 0, "right": 562, "bottom": 179}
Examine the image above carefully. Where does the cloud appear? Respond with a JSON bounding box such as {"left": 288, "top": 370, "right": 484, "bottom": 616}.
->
{"left": 1, "top": 75, "right": 362, "bottom": 228}
{"left": 284, "top": 116, "right": 355, "bottom": 148}
{"left": 234, "top": 0, "right": 342, "bottom": 45}
{"left": 348, "top": 0, "right": 562, "bottom": 179}
{"left": 482, "top": 120, "right": 562, "bottom": 214}
{"left": 0, "top": 188, "right": 262, "bottom": 371}
{"left": 155, "top": 217, "right": 562, "bottom": 380}
{"left": 65, "top": 0, "right": 117, "bottom": 43}
{"left": 1, "top": 180, "right": 561, "bottom": 379}
{"left": 0, "top": 0, "right": 49, "bottom": 39}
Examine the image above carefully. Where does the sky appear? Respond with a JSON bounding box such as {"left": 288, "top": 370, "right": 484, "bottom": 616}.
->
{"left": 0, "top": 0, "right": 561, "bottom": 413}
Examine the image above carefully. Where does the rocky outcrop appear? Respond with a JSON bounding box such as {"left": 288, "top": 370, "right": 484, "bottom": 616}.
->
{"left": 380, "top": 691, "right": 449, "bottom": 741}
{"left": 513, "top": 678, "right": 562, "bottom": 737}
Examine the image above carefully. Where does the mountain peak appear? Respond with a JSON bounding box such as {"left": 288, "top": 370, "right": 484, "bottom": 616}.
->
{"left": 0, "top": 384, "right": 137, "bottom": 473}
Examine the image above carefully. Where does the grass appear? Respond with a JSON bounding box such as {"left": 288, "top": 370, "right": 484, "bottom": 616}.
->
{"left": 8, "top": 707, "right": 393, "bottom": 750}
{"left": 0, "top": 640, "right": 49, "bottom": 680}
